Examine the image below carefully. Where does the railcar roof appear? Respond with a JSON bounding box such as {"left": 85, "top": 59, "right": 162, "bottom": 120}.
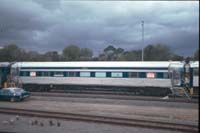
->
{"left": 11, "top": 61, "right": 186, "bottom": 68}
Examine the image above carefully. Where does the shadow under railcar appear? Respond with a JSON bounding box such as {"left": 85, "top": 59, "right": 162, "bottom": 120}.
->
{"left": 22, "top": 84, "right": 172, "bottom": 96}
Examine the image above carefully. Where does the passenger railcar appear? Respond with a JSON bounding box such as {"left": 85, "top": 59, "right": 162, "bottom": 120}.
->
{"left": 9, "top": 61, "right": 183, "bottom": 95}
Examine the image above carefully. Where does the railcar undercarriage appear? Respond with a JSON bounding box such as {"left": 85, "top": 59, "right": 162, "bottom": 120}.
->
{"left": 22, "top": 84, "right": 172, "bottom": 96}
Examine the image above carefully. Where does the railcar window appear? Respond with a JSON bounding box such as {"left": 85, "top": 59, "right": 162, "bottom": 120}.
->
{"left": 69, "top": 72, "right": 76, "bottom": 77}
{"left": 30, "top": 71, "right": 36, "bottom": 77}
{"left": 80, "top": 72, "right": 91, "bottom": 77}
{"left": 163, "top": 73, "right": 169, "bottom": 79}
{"left": 95, "top": 72, "right": 106, "bottom": 77}
{"left": 156, "top": 72, "right": 164, "bottom": 78}
{"left": 54, "top": 72, "right": 64, "bottom": 77}
{"left": 138, "top": 72, "right": 146, "bottom": 78}
{"left": 111, "top": 72, "right": 122, "bottom": 78}
{"left": 20, "top": 71, "right": 29, "bottom": 76}
{"left": 147, "top": 72, "right": 155, "bottom": 78}
{"left": 129, "top": 72, "right": 138, "bottom": 78}
{"left": 36, "top": 71, "right": 42, "bottom": 76}
{"left": 193, "top": 68, "right": 199, "bottom": 76}
{"left": 172, "top": 68, "right": 182, "bottom": 86}
{"left": 43, "top": 71, "right": 51, "bottom": 77}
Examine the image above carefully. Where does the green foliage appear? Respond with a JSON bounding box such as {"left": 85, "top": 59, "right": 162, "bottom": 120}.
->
{"left": 144, "top": 44, "right": 171, "bottom": 61}
{"left": 0, "top": 43, "right": 196, "bottom": 62}
{"left": 44, "top": 51, "right": 60, "bottom": 61}
{"left": 62, "top": 45, "right": 80, "bottom": 61}
{"left": 170, "top": 54, "right": 184, "bottom": 61}
{"left": 0, "top": 44, "right": 23, "bottom": 61}
{"left": 121, "top": 50, "right": 141, "bottom": 61}
{"left": 104, "top": 45, "right": 116, "bottom": 53}
{"left": 80, "top": 48, "right": 93, "bottom": 61}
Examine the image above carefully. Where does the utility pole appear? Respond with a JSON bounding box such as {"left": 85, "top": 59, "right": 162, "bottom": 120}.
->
{"left": 141, "top": 20, "right": 144, "bottom": 61}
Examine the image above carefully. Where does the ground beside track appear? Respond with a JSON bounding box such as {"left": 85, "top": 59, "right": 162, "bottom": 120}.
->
{"left": 30, "top": 94, "right": 198, "bottom": 109}
{"left": 0, "top": 114, "right": 186, "bottom": 133}
{"left": 31, "top": 92, "right": 198, "bottom": 103}
{"left": 0, "top": 95, "right": 198, "bottom": 126}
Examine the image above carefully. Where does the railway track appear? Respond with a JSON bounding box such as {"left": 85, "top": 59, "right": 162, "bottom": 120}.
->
{"left": 31, "top": 92, "right": 198, "bottom": 103}
{"left": 0, "top": 107, "right": 198, "bottom": 132}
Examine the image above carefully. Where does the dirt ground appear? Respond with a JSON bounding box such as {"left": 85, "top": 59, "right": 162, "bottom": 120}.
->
{"left": 0, "top": 96, "right": 198, "bottom": 126}
{"left": 0, "top": 114, "right": 184, "bottom": 133}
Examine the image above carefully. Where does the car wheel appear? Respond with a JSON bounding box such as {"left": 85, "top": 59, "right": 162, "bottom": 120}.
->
{"left": 10, "top": 98, "right": 16, "bottom": 102}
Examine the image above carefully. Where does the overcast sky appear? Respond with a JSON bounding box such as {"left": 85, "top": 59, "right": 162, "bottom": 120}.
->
{"left": 0, "top": 0, "right": 199, "bottom": 56}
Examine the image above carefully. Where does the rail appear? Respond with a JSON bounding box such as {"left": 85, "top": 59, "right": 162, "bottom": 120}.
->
{"left": 31, "top": 92, "right": 198, "bottom": 103}
{"left": 0, "top": 107, "right": 198, "bottom": 132}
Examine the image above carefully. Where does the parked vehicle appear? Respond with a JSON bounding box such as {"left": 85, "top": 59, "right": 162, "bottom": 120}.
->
{"left": 0, "top": 87, "right": 30, "bottom": 102}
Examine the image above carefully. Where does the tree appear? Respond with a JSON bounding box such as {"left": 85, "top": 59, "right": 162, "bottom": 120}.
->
{"left": 103, "top": 45, "right": 116, "bottom": 61}
{"left": 44, "top": 51, "right": 60, "bottom": 61}
{"left": 104, "top": 45, "right": 116, "bottom": 53}
{"left": 98, "top": 53, "right": 107, "bottom": 61}
{"left": 80, "top": 48, "right": 93, "bottom": 61}
{"left": 26, "top": 51, "right": 42, "bottom": 61}
{"left": 169, "top": 53, "right": 184, "bottom": 61}
{"left": 115, "top": 48, "right": 124, "bottom": 54}
{"left": 62, "top": 45, "right": 80, "bottom": 61}
{"left": 170, "top": 54, "right": 184, "bottom": 61}
{"left": 0, "top": 44, "right": 22, "bottom": 61}
{"left": 144, "top": 44, "right": 171, "bottom": 61}
{"left": 121, "top": 50, "right": 142, "bottom": 61}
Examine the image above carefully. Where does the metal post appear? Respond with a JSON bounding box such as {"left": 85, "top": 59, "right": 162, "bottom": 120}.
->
{"left": 141, "top": 21, "right": 144, "bottom": 61}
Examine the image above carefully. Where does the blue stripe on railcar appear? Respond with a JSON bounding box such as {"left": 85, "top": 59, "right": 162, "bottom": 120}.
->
{"left": 50, "top": 72, "right": 54, "bottom": 77}
{"left": 20, "top": 71, "right": 29, "bottom": 76}
{"left": 91, "top": 72, "right": 95, "bottom": 77}
{"left": 36, "top": 71, "right": 42, "bottom": 76}
{"left": 138, "top": 72, "right": 146, "bottom": 78}
{"left": 123, "top": 72, "right": 129, "bottom": 78}
{"left": 64, "top": 72, "right": 68, "bottom": 77}
{"left": 106, "top": 72, "right": 111, "bottom": 77}
{"left": 156, "top": 72, "right": 164, "bottom": 78}
{"left": 18, "top": 70, "right": 171, "bottom": 80}
{"left": 76, "top": 72, "right": 80, "bottom": 77}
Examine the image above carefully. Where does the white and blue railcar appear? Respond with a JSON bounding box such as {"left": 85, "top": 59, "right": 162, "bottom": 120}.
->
{"left": 9, "top": 61, "right": 179, "bottom": 95}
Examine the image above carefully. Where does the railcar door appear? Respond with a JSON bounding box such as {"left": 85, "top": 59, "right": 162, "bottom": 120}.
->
{"left": 168, "top": 63, "right": 188, "bottom": 97}
{"left": 192, "top": 67, "right": 199, "bottom": 96}
{"left": 193, "top": 68, "right": 199, "bottom": 87}
{"left": 168, "top": 63, "right": 184, "bottom": 87}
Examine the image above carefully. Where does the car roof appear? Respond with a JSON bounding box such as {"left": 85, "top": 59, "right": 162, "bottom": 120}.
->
{"left": 2, "top": 87, "right": 22, "bottom": 90}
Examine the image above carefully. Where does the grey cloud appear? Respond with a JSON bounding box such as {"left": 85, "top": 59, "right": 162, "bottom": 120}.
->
{"left": 0, "top": 0, "right": 198, "bottom": 56}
